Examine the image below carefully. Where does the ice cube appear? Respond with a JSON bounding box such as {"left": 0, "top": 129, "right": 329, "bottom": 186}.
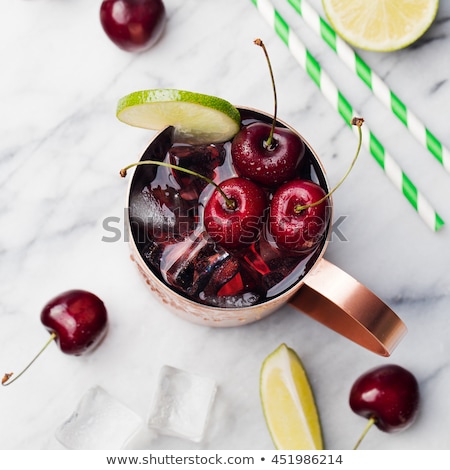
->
{"left": 242, "top": 236, "right": 308, "bottom": 294}
{"left": 130, "top": 184, "right": 197, "bottom": 243}
{"left": 158, "top": 230, "right": 261, "bottom": 307}
{"left": 161, "top": 231, "right": 231, "bottom": 297}
{"left": 148, "top": 365, "right": 217, "bottom": 443}
{"left": 169, "top": 143, "right": 226, "bottom": 200}
{"left": 55, "top": 386, "right": 144, "bottom": 450}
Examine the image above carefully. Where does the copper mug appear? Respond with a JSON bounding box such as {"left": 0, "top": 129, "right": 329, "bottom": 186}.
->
{"left": 125, "top": 107, "right": 406, "bottom": 357}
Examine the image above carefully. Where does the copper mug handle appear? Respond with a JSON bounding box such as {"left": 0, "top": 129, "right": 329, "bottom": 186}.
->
{"left": 289, "top": 258, "right": 407, "bottom": 356}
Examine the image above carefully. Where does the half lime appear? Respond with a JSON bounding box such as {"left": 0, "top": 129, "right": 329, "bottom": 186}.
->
{"left": 323, "top": 0, "right": 439, "bottom": 52}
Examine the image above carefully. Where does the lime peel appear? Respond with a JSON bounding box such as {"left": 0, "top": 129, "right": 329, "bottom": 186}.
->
{"left": 116, "top": 88, "right": 241, "bottom": 144}
{"left": 260, "top": 343, "right": 324, "bottom": 450}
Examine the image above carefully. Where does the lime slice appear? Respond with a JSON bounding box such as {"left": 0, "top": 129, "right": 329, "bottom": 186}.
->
{"left": 323, "top": 0, "right": 439, "bottom": 52}
{"left": 260, "top": 343, "right": 323, "bottom": 450}
{"left": 116, "top": 88, "right": 241, "bottom": 144}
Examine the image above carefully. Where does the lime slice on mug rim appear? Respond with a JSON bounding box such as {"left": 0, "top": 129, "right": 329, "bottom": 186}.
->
{"left": 116, "top": 88, "right": 241, "bottom": 144}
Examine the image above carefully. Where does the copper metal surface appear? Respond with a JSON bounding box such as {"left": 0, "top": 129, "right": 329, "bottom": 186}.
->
{"left": 289, "top": 258, "right": 407, "bottom": 356}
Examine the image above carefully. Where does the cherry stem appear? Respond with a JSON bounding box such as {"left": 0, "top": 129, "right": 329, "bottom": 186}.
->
{"left": 353, "top": 416, "right": 377, "bottom": 450}
{"left": 254, "top": 38, "right": 277, "bottom": 149}
{"left": 120, "top": 160, "right": 236, "bottom": 210}
{"left": 294, "top": 117, "right": 364, "bottom": 213}
{"left": 2, "top": 332, "right": 57, "bottom": 386}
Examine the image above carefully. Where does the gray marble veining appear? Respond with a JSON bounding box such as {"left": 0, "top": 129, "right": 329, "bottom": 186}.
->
{"left": 1, "top": 0, "right": 450, "bottom": 450}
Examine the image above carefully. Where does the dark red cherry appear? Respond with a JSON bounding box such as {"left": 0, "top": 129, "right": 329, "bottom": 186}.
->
{"left": 2, "top": 290, "right": 108, "bottom": 386}
{"left": 100, "top": 0, "right": 166, "bottom": 53}
{"left": 350, "top": 364, "right": 420, "bottom": 434}
{"left": 231, "top": 122, "right": 305, "bottom": 187}
{"left": 204, "top": 177, "right": 267, "bottom": 249}
{"left": 40, "top": 290, "right": 108, "bottom": 355}
{"left": 268, "top": 179, "right": 330, "bottom": 252}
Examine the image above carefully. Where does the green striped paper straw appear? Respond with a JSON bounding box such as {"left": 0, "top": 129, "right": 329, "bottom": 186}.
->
{"left": 287, "top": 0, "right": 450, "bottom": 175}
{"left": 251, "top": 0, "right": 444, "bottom": 231}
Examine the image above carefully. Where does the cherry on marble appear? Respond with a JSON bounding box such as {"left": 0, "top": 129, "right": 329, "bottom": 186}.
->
{"left": 350, "top": 364, "right": 420, "bottom": 449}
{"left": 2, "top": 290, "right": 108, "bottom": 386}
{"left": 100, "top": 0, "right": 166, "bottom": 52}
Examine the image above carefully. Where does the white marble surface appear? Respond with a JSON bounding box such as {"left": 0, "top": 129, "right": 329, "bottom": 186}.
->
{"left": 1, "top": 0, "right": 450, "bottom": 451}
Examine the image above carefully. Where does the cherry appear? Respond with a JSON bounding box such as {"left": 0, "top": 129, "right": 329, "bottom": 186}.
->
{"left": 2, "top": 290, "right": 108, "bottom": 386}
{"left": 204, "top": 177, "right": 267, "bottom": 249}
{"left": 231, "top": 39, "right": 305, "bottom": 187}
{"left": 349, "top": 364, "right": 420, "bottom": 449}
{"left": 232, "top": 122, "right": 305, "bottom": 187}
{"left": 40, "top": 290, "right": 108, "bottom": 355}
{"left": 100, "top": 0, "right": 166, "bottom": 53}
{"left": 268, "top": 179, "right": 330, "bottom": 253}
{"left": 121, "top": 163, "right": 267, "bottom": 249}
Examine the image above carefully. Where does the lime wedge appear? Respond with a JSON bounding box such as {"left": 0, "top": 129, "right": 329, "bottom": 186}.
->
{"left": 116, "top": 88, "right": 241, "bottom": 144}
{"left": 323, "top": 0, "right": 439, "bottom": 52}
{"left": 260, "top": 343, "right": 323, "bottom": 450}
